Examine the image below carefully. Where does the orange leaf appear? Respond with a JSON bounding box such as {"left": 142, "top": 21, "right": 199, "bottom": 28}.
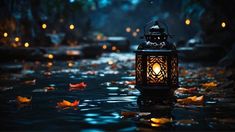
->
{"left": 57, "top": 100, "right": 79, "bottom": 108}
{"left": 177, "top": 95, "right": 204, "bottom": 105}
{"left": 69, "top": 82, "right": 87, "bottom": 91}
{"left": 201, "top": 82, "right": 218, "bottom": 88}
{"left": 124, "top": 80, "right": 136, "bottom": 85}
{"left": 44, "top": 86, "right": 55, "bottom": 91}
{"left": 17, "top": 96, "right": 31, "bottom": 103}
{"left": 151, "top": 118, "right": 172, "bottom": 124}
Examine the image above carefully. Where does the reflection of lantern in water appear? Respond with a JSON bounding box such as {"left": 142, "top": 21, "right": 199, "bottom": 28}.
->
{"left": 135, "top": 21, "right": 178, "bottom": 93}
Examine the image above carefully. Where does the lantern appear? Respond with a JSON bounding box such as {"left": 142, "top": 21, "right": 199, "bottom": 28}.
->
{"left": 135, "top": 21, "right": 178, "bottom": 93}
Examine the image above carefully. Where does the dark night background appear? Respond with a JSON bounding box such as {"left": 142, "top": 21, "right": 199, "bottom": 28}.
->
{"left": 0, "top": 0, "right": 235, "bottom": 131}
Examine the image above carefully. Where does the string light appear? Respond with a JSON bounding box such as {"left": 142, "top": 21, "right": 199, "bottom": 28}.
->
{"left": 24, "top": 42, "right": 29, "bottom": 48}
{"left": 3, "top": 32, "right": 8, "bottom": 37}
{"left": 15, "top": 37, "right": 20, "bottom": 42}
{"left": 48, "top": 54, "right": 54, "bottom": 59}
{"left": 102, "top": 44, "right": 107, "bottom": 50}
{"left": 42, "top": 24, "right": 47, "bottom": 29}
{"left": 112, "top": 46, "right": 117, "bottom": 51}
{"left": 69, "top": 24, "right": 75, "bottom": 30}
{"left": 132, "top": 32, "right": 137, "bottom": 37}
{"left": 221, "top": 22, "right": 226, "bottom": 28}
{"left": 185, "top": 19, "right": 191, "bottom": 25}
{"left": 126, "top": 27, "right": 131, "bottom": 32}
{"left": 136, "top": 28, "right": 140, "bottom": 32}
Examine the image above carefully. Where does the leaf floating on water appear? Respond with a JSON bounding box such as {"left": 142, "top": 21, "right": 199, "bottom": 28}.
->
{"left": 121, "top": 111, "right": 137, "bottom": 118}
{"left": 69, "top": 82, "right": 87, "bottom": 91}
{"left": 44, "top": 86, "right": 55, "bottom": 91}
{"left": 175, "top": 87, "right": 197, "bottom": 94}
{"left": 177, "top": 95, "right": 204, "bottom": 105}
{"left": 16, "top": 96, "right": 31, "bottom": 103}
{"left": 124, "top": 80, "right": 136, "bottom": 85}
{"left": 57, "top": 100, "right": 79, "bottom": 109}
{"left": 151, "top": 118, "right": 172, "bottom": 124}
{"left": 201, "top": 82, "right": 218, "bottom": 88}
{"left": 24, "top": 79, "right": 36, "bottom": 85}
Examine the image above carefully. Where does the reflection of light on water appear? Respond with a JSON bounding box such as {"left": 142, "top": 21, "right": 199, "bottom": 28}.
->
{"left": 85, "top": 113, "right": 99, "bottom": 117}
{"left": 106, "top": 87, "right": 119, "bottom": 90}
{"left": 84, "top": 112, "right": 120, "bottom": 125}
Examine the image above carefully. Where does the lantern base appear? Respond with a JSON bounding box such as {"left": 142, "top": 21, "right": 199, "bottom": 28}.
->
{"left": 135, "top": 85, "right": 177, "bottom": 97}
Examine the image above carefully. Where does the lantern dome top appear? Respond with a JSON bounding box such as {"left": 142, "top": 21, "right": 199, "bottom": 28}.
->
{"left": 137, "top": 21, "right": 176, "bottom": 50}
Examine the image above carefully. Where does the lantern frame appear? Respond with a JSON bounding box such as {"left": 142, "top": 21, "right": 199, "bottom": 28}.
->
{"left": 135, "top": 21, "right": 178, "bottom": 93}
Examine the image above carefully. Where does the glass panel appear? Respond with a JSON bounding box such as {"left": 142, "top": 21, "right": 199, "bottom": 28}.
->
{"left": 147, "top": 56, "right": 168, "bottom": 84}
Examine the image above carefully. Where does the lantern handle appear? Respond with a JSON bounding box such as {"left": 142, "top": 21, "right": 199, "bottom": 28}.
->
{"left": 142, "top": 20, "right": 174, "bottom": 39}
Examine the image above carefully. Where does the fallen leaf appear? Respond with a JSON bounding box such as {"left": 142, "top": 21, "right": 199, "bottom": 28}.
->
{"left": 16, "top": 96, "right": 31, "bottom": 103}
{"left": 151, "top": 118, "right": 172, "bottom": 124}
{"left": 175, "top": 87, "right": 197, "bottom": 94}
{"left": 24, "top": 79, "right": 36, "bottom": 85}
{"left": 201, "top": 82, "right": 218, "bottom": 88}
{"left": 44, "top": 86, "right": 55, "bottom": 91}
{"left": 57, "top": 100, "right": 79, "bottom": 108}
{"left": 121, "top": 111, "right": 137, "bottom": 118}
{"left": 124, "top": 80, "right": 136, "bottom": 85}
{"left": 69, "top": 82, "right": 87, "bottom": 91}
{"left": 177, "top": 95, "right": 204, "bottom": 105}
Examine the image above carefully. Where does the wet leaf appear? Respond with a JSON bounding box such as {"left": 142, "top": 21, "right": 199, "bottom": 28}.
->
{"left": 69, "top": 82, "right": 87, "bottom": 91}
{"left": 24, "top": 79, "right": 36, "bottom": 85}
{"left": 201, "top": 82, "right": 218, "bottom": 88}
{"left": 57, "top": 100, "right": 79, "bottom": 108}
{"left": 150, "top": 118, "right": 172, "bottom": 124}
{"left": 121, "top": 111, "right": 137, "bottom": 118}
{"left": 177, "top": 95, "right": 204, "bottom": 105}
{"left": 124, "top": 80, "right": 136, "bottom": 85}
{"left": 44, "top": 86, "right": 55, "bottom": 91}
{"left": 175, "top": 87, "right": 197, "bottom": 94}
{"left": 16, "top": 96, "right": 31, "bottom": 103}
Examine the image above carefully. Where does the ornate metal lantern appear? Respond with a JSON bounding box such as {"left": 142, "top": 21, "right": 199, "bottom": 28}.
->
{"left": 135, "top": 21, "right": 178, "bottom": 93}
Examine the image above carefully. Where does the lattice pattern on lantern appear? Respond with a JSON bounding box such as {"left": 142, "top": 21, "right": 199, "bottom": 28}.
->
{"left": 171, "top": 57, "right": 178, "bottom": 85}
{"left": 147, "top": 56, "right": 168, "bottom": 84}
{"left": 136, "top": 55, "right": 142, "bottom": 84}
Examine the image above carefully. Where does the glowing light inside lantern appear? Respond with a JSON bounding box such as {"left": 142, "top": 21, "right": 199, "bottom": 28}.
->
{"left": 15, "top": 37, "right": 20, "bottom": 42}
{"left": 3, "top": 32, "right": 8, "bottom": 37}
{"left": 185, "top": 19, "right": 191, "bottom": 25}
{"left": 126, "top": 27, "right": 131, "bottom": 32}
{"left": 24, "top": 42, "right": 29, "bottom": 47}
{"left": 48, "top": 54, "right": 54, "bottom": 59}
{"left": 42, "top": 24, "right": 47, "bottom": 29}
{"left": 102, "top": 44, "right": 107, "bottom": 49}
{"left": 152, "top": 62, "right": 161, "bottom": 74}
{"left": 221, "top": 22, "right": 226, "bottom": 28}
{"left": 69, "top": 24, "right": 75, "bottom": 30}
